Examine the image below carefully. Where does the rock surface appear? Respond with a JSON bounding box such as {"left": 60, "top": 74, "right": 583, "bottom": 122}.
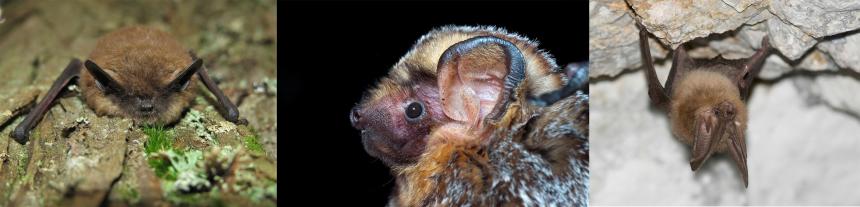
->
{"left": 590, "top": 0, "right": 860, "bottom": 76}
{"left": 589, "top": 0, "right": 860, "bottom": 131}
{"left": 0, "top": 0, "right": 277, "bottom": 206}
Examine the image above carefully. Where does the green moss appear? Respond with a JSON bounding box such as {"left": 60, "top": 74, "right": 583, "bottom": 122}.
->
{"left": 143, "top": 125, "right": 181, "bottom": 180}
{"left": 141, "top": 123, "right": 276, "bottom": 204}
{"left": 143, "top": 125, "right": 173, "bottom": 154}
{"left": 148, "top": 157, "right": 178, "bottom": 180}
{"left": 242, "top": 135, "right": 264, "bottom": 153}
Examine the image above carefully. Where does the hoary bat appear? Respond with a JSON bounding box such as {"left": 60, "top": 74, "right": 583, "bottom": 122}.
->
{"left": 637, "top": 23, "right": 770, "bottom": 187}
{"left": 10, "top": 26, "right": 246, "bottom": 144}
{"left": 350, "top": 26, "right": 588, "bottom": 206}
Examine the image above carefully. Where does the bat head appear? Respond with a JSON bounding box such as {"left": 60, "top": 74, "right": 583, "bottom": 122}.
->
{"left": 81, "top": 58, "right": 200, "bottom": 125}
{"left": 351, "top": 35, "right": 526, "bottom": 167}
{"left": 669, "top": 70, "right": 749, "bottom": 186}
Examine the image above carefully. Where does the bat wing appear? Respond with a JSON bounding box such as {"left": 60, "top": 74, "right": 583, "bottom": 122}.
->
{"left": 664, "top": 45, "right": 695, "bottom": 99}
{"left": 737, "top": 36, "right": 770, "bottom": 100}
{"left": 637, "top": 23, "right": 671, "bottom": 110}
{"left": 638, "top": 23, "right": 696, "bottom": 110}
{"left": 11, "top": 59, "right": 82, "bottom": 144}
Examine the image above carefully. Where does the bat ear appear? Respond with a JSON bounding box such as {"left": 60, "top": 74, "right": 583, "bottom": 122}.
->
{"left": 168, "top": 59, "right": 203, "bottom": 91}
{"left": 690, "top": 103, "right": 733, "bottom": 171}
{"left": 436, "top": 36, "right": 525, "bottom": 127}
{"left": 84, "top": 60, "right": 124, "bottom": 94}
{"left": 690, "top": 111, "right": 718, "bottom": 171}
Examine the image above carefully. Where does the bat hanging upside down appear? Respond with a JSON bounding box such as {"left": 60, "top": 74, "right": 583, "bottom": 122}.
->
{"left": 350, "top": 26, "right": 588, "bottom": 206}
{"left": 637, "top": 22, "right": 771, "bottom": 187}
{"left": 10, "top": 26, "right": 246, "bottom": 144}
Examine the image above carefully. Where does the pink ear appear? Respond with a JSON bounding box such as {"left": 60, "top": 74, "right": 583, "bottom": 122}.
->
{"left": 437, "top": 36, "right": 525, "bottom": 127}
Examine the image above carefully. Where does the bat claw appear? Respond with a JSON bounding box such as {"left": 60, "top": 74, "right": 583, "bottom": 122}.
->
{"left": 760, "top": 35, "right": 770, "bottom": 50}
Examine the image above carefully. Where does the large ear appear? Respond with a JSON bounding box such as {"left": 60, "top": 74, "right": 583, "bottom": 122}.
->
{"left": 436, "top": 36, "right": 525, "bottom": 127}
{"left": 168, "top": 59, "right": 203, "bottom": 91}
{"left": 84, "top": 60, "right": 124, "bottom": 93}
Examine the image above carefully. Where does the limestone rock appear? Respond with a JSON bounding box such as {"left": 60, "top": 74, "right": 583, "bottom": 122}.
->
{"left": 626, "top": 0, "right": 768, "bottom": 47}
{"left": 817, "top": 32, "right": 860, "bottom": 73}
{"left": 589, "top": 0, "right": 860, "bottom": 117}
{"left": 769, "top": 0, "right": 860, "bottom": 38}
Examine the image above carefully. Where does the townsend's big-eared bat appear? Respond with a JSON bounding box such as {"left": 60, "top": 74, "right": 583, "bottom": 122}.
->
{"left": 351, "top": 25, "right": 588, "bottom": 206}
{"left": 637, "top": 22, "right": 771, "bottom": 187}
{"left": 10, "top": 26, "right": 246, "bottom": 144}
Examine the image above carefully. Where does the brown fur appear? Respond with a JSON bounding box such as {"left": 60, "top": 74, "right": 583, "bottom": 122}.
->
{"left": 669, "top": 70, "right": 747, "bottom": 153}
{"left": 80, "top": 26, "right": 197, "bottom": 124}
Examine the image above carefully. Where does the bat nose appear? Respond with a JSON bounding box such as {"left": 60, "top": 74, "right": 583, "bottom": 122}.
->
{"left": 138, "top": 98, "right": 154, "bottom": 113}
{"left": 139, "top": 104, "right": 154, "bottom": 113}
{"left": 350, "top": 106, "right": 364, "bottom": 129}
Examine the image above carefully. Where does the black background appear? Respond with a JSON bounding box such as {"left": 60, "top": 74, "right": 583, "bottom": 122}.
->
{"left": 282, "top": 0, "right": 587, "bottom": 204}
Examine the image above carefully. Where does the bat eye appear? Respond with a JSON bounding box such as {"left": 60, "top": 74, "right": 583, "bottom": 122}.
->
{"left": 404, "top": 102, "right": 424, "bottom": 120}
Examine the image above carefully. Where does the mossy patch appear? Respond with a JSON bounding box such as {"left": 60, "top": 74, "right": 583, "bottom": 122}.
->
{"left": 143, "top": 125, "right": 173, "bottom": 154}
{"left": 139, "top": 107, "right": 275, "bottom": 205}
{"left": 143, "top": 125, "right": 181, "bottom": 181}
{"left": 148, "top": 156, "right": 178, "bottom": 181}
{"left": 242, "top": 135, "right": 264, "bottom": 154}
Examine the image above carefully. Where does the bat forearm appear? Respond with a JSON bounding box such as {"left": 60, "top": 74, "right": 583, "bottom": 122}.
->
{"left": 11, "top": 59, "right": 82, "bottom": 144}
{"left": 638, "top": 24, "right": 670, "bottom": 109}
{"left": 739, "top": 36, "right": 771, "bottom": 100}
{"left": 196, "top": 66, "right": 246, "bottom": 125}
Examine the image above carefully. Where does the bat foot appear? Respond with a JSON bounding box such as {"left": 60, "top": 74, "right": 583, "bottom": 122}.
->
{"left": 236, "top": 118, "right": 249, "bottom": 125}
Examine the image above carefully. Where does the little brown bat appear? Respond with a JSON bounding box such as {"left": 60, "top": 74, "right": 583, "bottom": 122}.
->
{"left": 637, "top": 23, "right": 770, "bottom": 187}
{"left": 350, "top": 26, "right": 588, "bottom": 206}
{"left": 10, "top": 26, "right": 246, "bottom": 144}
